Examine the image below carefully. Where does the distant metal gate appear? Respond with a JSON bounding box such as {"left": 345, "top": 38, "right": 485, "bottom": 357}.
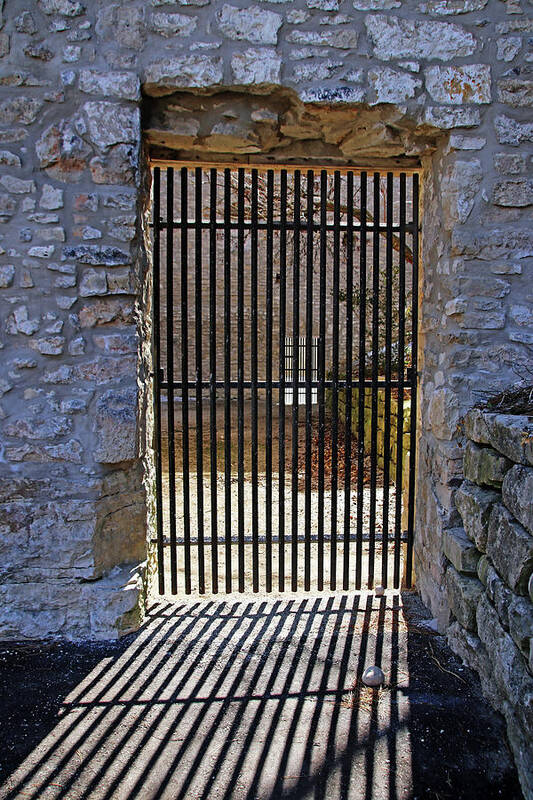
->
{"left": 151, "top": 165, "right": 420, "bottom": 595}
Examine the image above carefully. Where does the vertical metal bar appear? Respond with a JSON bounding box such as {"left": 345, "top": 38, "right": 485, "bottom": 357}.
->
{"left": 291, "top": 170, "right": 301, "bottom": 592}
{"left": 317, "top": 171, "right": 327, "bottom": 591}
{"left": 278, "top": 171, "right": 288, "bottom": 592}
{"left": 355, "top": 172, "right": 367, "bottom": 590}
{"left": 223, "top": 168, "right": 232, "bottom": 593}
{"left": 152, "top": 168, "right": 165, "bottom": 594}
{"left": 265, "top": 170, "right": 274, "bottom": 593}
{"left": 381, "top": 172, "right": 394, "bottom": 589}
{"left": 178, "top": 167, "right": 190, "bottom": 594}
{"left": 237, "top": 168, "right": 245, "bottom": 592}
{"left": 343, "top": 171, "right": 354, "bottom": 591}
{"left": 406, "top": 174, "right": 419, "bottom": 588}
{"left": 330, "top": 170, "right": 341, "bottom": 591}
{"left": 194, "top": 167, "right": 205, "bottom": 594}
{"left": 393, "top": 173, "right": 406, "bottom": 589}
{"left": 209, "top": 168, "right": 218, "bottom": 594}
{"left": 368, "top": 172, "right": 380, "bottom": 589}
{"left": 304, "top": 170, "right": 314, "bottom": 591}
{"left": 251, "top": 169, "right": 259, "bottom": 593}
{"left": 166, "top": 168, "right": 178, "bottom": 593}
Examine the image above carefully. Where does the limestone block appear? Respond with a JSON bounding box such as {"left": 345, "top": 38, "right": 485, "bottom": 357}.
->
{"left": 87, "top": 563, "right": 147, "bottom": 639}
{"left": 36, "top": 119, "right": 92, "bottom": 182}
{"left": 464, "top": 440, "right": 512, "bottom": 488}
{"left": 496, "top": 37, "right": 522, "bottom": 63}
{"left": 144, "top": 56, "right": 224, "bottom": 95}
{"left": 483, "top": 559, "right": 513, "bottom": 629}
{"left": 79, "top": 70, "right": 140, "bottom": 101}
{"left": 0, "top": 97, "right": 43, "bottom": 125}
{"left": 83, "top": 102, "right": 140, "bottom": 150}
{"left": 148, "top": 11, "right": 198, "bottom": 37}
{"left": 231, "top": 48, "right": 281, "bottom": 84}
{"left": 39, "top": 0, "right": 85, "bottom": 15}
{"left": 508, "top": 594, "right": 533, "bottom": 658}
{"left": 427, "top": 387, "right": 460, "bottom": 440}
{"left": 0, "top": 264, "right": 14, "bottom": 287}
{"left": 368, "top": 67, "right": 422, "bottom": 103}
{"left": 445, "top": 564, "right": 483, "bottom": 631}
{"left": 443, "top": 526, "right": 481, "bottom": 574}
{"left": 502, "top": 465, "right": 533, "bottom": 535}
{"left": 464, "top": 408, "right": 490, "bottom": 444}
{"left": 455, "top": 480, "right": 500, "bottom": 551}
{"left": 494, "top": 114, "right": 533, "bottom": 146}
{"left": 492, "top": 178, "right": 533, "bottom": 208}
{"left": 418, "top": 0, "right": 488, "bottom": 13}
{"left": 487, "top": 504, "right": 533, "bottom": 595}
{"left": 497, "top": 78, "right": 533, "bottom": 109}
{"left": 476, "top": 593, "right": 533, "bottom": 708}
{"left": 217, "top": 5, "right": 282, "bottom": 44}
{"left": 90, "top": 144, "right": 138, "bottom": 185}
{"left": 63, "top": 245, "right": 131, "bottom": 266}
{"left": 426, "top": 65, "right": 491, "bottom": 104}
{"left": 446, "top": 620, "right": 485, "bottom": 677}
{"left": 94, "top": 386, "right": 137, "bottom": 463}
{"left": 365, "top": 14, "right": 476, "bottom": 61}
{"left": 485, "top": 414, "right": 533, "bottom": 466}
{"left": 440, "top": 159, "right": 482, "bottom": 223}
{"left": 287, "top": 28, "right": 359, "bottom": 48}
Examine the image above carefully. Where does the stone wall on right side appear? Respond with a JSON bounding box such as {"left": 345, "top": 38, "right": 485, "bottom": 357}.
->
{"left": 445, "top": 407, "right": 533, "bottom": 800}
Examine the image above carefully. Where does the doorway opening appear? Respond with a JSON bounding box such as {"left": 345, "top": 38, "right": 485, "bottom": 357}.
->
{"left": 150, "top": 163, "right": 420, "bottom": 596}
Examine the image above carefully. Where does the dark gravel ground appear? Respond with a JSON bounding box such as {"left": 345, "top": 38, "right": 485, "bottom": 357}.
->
{"left": 0, "top": 591, "right": 523, "bottom": 800}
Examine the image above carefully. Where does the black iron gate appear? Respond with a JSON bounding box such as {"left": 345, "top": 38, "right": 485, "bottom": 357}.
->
{"left": 151, "top": 165, "right": 420, "bottom": 595}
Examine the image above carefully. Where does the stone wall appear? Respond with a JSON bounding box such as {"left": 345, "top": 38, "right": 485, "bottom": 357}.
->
{"left": 0, "top": 0, "right": 532, "bottom": 641}
{"left": 446, "top": 408, "right": 533, "bottom": 799}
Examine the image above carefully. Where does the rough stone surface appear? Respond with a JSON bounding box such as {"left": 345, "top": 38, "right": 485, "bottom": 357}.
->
{"left": 94, "top": 387, "right": 138, "bottom": 464}
{"left": 445, "top": 564, "right": 483, "bottom": 631}
{"left": 425, "top": 65, "right": 491, "bottom": 104}
{"left": 485, "top": 414, "right": 533, "bottom": 466}
{"left": 455, "top": 481, "right": 499, "bottom": 551}
{"left": 502, "top": 465, "right": 533, "bottom": 535}
{"left": 443, "top": 526, "right": 481, "bottom": 574}
{"left": 365, "top": 15, "right": 476, "bottom": 61}
{"left": 487, "top": 503, "right": 533, "bottom": 595}
{"left": 463, "top": 440, "right": 512, "bottom": 488}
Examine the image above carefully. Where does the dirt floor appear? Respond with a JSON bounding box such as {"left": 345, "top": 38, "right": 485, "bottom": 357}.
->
{"left": 0, "top": 592, "right": 522, "bottom": 800}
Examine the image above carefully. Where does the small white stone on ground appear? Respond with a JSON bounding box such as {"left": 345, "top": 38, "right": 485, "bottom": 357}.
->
{"left": 362, "top": 665, "right": 385, "bottom": 687}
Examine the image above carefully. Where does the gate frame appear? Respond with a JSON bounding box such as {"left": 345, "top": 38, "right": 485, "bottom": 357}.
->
{"left": 149, "top": 156, "right": 422, "bottom": 597}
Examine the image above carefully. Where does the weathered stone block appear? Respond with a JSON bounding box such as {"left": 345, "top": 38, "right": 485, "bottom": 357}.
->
{"left": 502, "top": 465, "right": 533, "bottom": 535}
{"left": 426, "top": 65, "right": 491, "bottom": 104}
{"left": 463, "top": 440, "right": 512, "bottom": 488}
{"left": 428, "top": 387, "right": 460, "bottom": 440}
{"left": 231, "top": 48, "right": 281, "bottom": 84}
{"left": 483, "top": 559, "right": 513, "bottom": 630}
{"left": 365, "top": 14, "right": 476, "bottom": 61}
{"left": 83, "top": 102, "right": 140, "bottom": 150}
{"left": 494, "top": 114, "right": 533, "bottom": 146}
{"left": 144, "top": 56, "right": 224, "bottom": 95}
{"left": 63, "top": 245, "right": 131, "bottom": 266}
{"left": 476, "top": 594, "right": 533, "bottom": 708}
{"left": 497, "top": 78, "right": 533, "bottom": 109}
{"left": 443, "top": 526, "right": 481, "bottom": 574}
{"left": 492, "top": 178, "right": 533, "bottom": 208}
{"left": 485, "top": 414, "right": 533, "bottom": 466}
{"left": 79, "top": 70, "right": 141, "bottom": 101}
{"left": 455, "top": 480, "right": 500, "bottom": 551}
{"left": 445, "top": 564, "right": 483, "bottom": 631}
{"left": 94, "top": 386, "right": 137, "bottom": 464}
{"left": 464, "top": 408, "right": 491, "bottom": 444}
{"left": 217, "top": 4, "right": 282, "bottom": 44}
{"left": 508, "top": 594, "right": 533, "bottom": 659}
{"left": 487, "top": 504, "right": 533, "bottom": 595}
